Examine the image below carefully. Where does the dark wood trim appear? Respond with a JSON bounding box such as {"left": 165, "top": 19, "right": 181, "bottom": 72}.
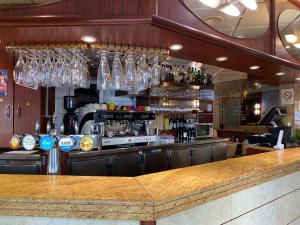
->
{"left": 269, "top": 0, "right": 276, "bottom": 55}
{"left": 140, "top": 222, "right": 156, "bottom": 225}
{"left": 0, "top": 17, "right": 152, "bottom": 27}
{"left": 289, "top": 0, "right": 300, "bottom": 8}
{"left": 150, "top": 15, "right": 300, "bottom": 71}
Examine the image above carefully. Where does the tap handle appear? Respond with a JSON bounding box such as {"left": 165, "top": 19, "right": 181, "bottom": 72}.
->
{"left": 59, "top": 124, "right": 65, "bottom": 134}
{"left": 46, "top": 120, "right": 52, "bottom": 134}
{"left": 90, "top": 122, "right": 95, "bottom": 134}
{"left": 35, "top": 120, "right": 40, "bottom": 134}
{"left": 74, "top": 121, "right": 79, "bottom": 135}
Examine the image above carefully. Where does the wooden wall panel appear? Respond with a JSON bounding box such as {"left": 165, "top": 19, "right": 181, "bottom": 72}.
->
{"left": 0, "top": 0, "right": 156, "bottom": 18}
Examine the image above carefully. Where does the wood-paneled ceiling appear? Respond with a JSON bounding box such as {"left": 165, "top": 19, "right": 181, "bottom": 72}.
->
{"left": 0, "top": 0, "right": 60, "bottom": 9}
{"left": 0, "top": 0, "right": 298, "bottom": 85}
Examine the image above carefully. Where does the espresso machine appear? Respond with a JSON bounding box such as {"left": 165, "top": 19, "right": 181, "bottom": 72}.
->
{"left": 63, "top": 96, "right": 78, "bottom": 135}
{"left": 77, "top": 107, "right": 159, "bottom": 149}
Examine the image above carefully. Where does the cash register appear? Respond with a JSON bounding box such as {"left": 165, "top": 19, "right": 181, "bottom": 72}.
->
{"left": 246, "top": 107, "right": 291, "bottom": 147}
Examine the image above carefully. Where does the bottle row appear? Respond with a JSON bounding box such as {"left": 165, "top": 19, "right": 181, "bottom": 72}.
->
{"left": 160, "top": 64, "right": 213, "bottom": 86}
{"left": 163, "top": 116, "right": 196, "bottom": 143}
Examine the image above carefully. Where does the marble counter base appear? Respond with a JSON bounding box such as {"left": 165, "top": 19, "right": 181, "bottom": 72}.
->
{"left": 157, "top": 171, "right": 300, "bottom": 225}
{"left": 0, "top": 149, "right": 300, "bottom": 221}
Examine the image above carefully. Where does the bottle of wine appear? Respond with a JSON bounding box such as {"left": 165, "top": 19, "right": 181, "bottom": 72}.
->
{"left": 169, "top": 118, "right": 173, "bottom": 131}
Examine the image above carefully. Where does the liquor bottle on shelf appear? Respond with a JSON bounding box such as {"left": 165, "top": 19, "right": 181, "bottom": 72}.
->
{"left": 173, "top": 65, "right": 179, "bottom": 83}
{"left": 207, "top": 74, "right": 213, "bottom": 86}
{"left": 179, "top": 65, "right": 187, "bottom": 83}
{"left": 169, "top": 118, "right": 173, "bottom": 130}
{"left": 201, "top": 67, "right": 208, "bottom": 85}
{"left": 187, "top": 67, "right": 195, "bottom": 84}
{"left": 160, "top": 64, "right": 166, "bottom": 81}
{"left": 183, "top": 125, "right": 188, "bottom": 142}
{"left": 166, "top": 65, "right": 175, "bottom": 82}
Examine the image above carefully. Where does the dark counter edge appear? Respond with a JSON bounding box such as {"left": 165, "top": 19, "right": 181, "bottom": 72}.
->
{"left": 68, "top": 138, "right": 229, "bottom": 159}
{"left": 0, "top": 138, "right": 229, "bottom": 160}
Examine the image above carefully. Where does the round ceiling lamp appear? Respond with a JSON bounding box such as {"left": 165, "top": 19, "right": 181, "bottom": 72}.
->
{"left": 199, "top": 0, "right": 221, "bottom": 8}
{"left": 285, "top": 34, "right": 298, "bottom": 44}
{"left": 240, "top": 0, "right": 257, "bottom": 11}
{"left": 220, "top": 4, "right": 241, "bottom": 17}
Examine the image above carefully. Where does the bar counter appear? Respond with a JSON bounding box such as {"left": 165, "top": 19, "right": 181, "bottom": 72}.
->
{"left": 0, "top": 148, "right": 300, "bottom": 224}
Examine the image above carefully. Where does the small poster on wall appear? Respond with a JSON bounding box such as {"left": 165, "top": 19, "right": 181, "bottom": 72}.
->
{"left": 0, "top": 70, "right": 8, "bottom": 97}
{"left": 281, "top": 88, "right": 294, "bottom": 105}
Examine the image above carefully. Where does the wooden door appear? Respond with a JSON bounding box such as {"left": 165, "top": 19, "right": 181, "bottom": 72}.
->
{"left": 0, "top": 50, "right": 14, "bottom": 147}
{"left": 14, "top": 85, "right": 41, "bottom": 134}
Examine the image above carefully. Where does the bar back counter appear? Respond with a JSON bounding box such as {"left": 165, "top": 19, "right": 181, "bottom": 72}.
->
{"left": 0, "top": 148, "right": 299, "bottom": 225}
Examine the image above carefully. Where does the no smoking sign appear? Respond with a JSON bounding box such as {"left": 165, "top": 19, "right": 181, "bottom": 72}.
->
{"left": 281, "top": 88, "right": 294, "bottom": 105}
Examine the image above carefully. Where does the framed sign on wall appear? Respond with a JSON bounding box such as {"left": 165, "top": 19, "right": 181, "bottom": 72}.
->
{"left": 0, "top": 70, "right": 8, "bottom": 97}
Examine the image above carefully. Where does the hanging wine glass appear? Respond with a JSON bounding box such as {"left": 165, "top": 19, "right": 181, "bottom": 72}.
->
{"left": 137, "top": 53, "right": 152, "bottom": 91}
{"left": 111, "top": 52, "right": 123, "bottom": 90}
{"left": 151, "top": 55, "right": 161, "bottom": 86}
{"left": 26, "top": 51, "right": 39, "bottom": 89}
{"left": 97, "top": 51, "right": 111, "bottom": 90}
{"left": 52, "top": 49, "right": 64, "bottom": 87}
{"left": 124, "top": 52, "right": 139, "bottom": 94}
{"left": 78, "top": 57, "right": 90, "bottom": 89}
{"left": 40, "top": 51, "right": 53, "bottom": 87}
{"left": 69, "top": 50, "right": 81, "bottom": 88}
{"left": 13, "top": 51, "right": 26, "bottom": 86}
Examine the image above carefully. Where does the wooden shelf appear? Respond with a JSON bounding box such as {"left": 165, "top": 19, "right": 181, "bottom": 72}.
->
{"left": 159, "top": 81, "right": 213, "bottom": 91}
{"left": 137, "top": 95, "right": 213, "bottom": 102}
{"left": 198, "top": 112, "right": 213, "bottom": 115}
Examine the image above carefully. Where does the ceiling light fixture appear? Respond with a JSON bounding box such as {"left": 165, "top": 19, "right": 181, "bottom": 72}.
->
{"left": 81, "top": 35, "right": 97, "bottom": 43}
{"left": 276, "top": 72, "right": 285, "bottom": 76}
{"left": 293, "top": 43, "right": 300, "bottom": 48}
{"left": 169, "top": 44, "right": 183, "bottom": 51}
{"left": 296, "top": 77, "right": 300, "bottom": 81}
{"left": 240, "top": 0, "right": 257, "bottom": 10}
{"left": 285, "top": 34, "right": 298, "bottom": 44}
{"left": 254, "top": 82, "right": 262, "bottom": 88}
{"left": 220, "top": 4, "right": 241, "bottom": 17}
{"left": 199, "top": 0, "right": 221, "bottom": 8}
{"left": 249, "top": 65, "right": 260, "bottom": 70}
{"left": 216, "top": 56, "right": 228, "bottom": 62}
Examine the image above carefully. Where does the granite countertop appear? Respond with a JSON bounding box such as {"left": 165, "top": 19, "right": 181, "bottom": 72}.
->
{"left": 0, "top": 148, "right": 300, "bottom": 221}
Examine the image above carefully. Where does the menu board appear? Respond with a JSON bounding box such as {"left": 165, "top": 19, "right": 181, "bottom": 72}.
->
{"left": 223, "top": 97, "right": 241, "bottom": 128}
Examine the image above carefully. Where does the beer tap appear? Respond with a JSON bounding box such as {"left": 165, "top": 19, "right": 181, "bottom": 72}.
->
{"left": 74, "top": 121, "right": 79, "bottom": 135}
{"left": 59, "top": 124, "right": 65, "bottom": 135}
{"left": 46, "top": 119, "right": 52, "bottom": 134}
{"left": 90, "top": 122, "right": 95, "bottom": 134}
{"left": 35, "top": 120, "right": 40, "bottom": 135}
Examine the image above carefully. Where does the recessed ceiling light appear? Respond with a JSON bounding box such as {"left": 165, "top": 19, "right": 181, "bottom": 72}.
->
{"left": 199, "top": 0, "right": 221, "bottom": 8}
{"left": 285, "top": 34, "right": 297, "bottom": 44}
{"left": 293, "top": 43, "right": 300, "bottom": 48}
{"left": 169, "top": 44, "right": 183, "bottom": 51}
{"left": 254, "top": 82, "right": 262, "bottom": 88}
{"left": 276, "top": 72, "right": 285, "bottom": 76}
{"left": 296, "top": 77, "right": 300, "bottom": 81}
{"left": 249, "top": 65, "right": 260, "bottom": 70}
{"left": 81, "top": 35, "right": 97, "bottom": 43}
{"left": 240, "top": 0, "right": 257, "bottom": 10}
{"left": 216, "top": 56, "right": 228, "bottom": 62}
{"left": 220, "top": 4, "right": 241, "bottom": 17}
